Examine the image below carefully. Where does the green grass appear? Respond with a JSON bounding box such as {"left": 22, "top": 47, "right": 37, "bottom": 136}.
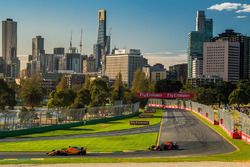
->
{"left": 18, "top": 109, "right": 162, "bottom": 138}
{"left": 0, "top": 133, "right": 158, "bottom": 152}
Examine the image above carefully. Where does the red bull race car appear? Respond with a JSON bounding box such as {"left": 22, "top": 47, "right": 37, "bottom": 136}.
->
{"left": 149, "top": 141, "right": 179, "bottom": 151}
{"left": 47, "top": 146, "right": 87, "bottom": 156}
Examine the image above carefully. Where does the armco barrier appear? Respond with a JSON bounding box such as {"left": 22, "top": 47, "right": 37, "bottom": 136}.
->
{"left": 0, "top": 111, "right": 140, "bottom": 138}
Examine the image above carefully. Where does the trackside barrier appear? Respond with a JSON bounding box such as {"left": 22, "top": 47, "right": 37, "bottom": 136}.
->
{"left": 238, "top": 112, "right": 250, "bottom": 143}
{"left": 241, "top": 132, "right": 250, "bottom": 144}
{"left": 0, "top": 109, "right": 140, "bottom": 138}
{"left": 218, "top": 109, "right": 236, "bottom": 138}
{"left": 148, "top": 99, "right": 250, "bottom": 144}
{"left": 0, "top": 102, "right": 140, "bottom": 132}
{"left": 148, "top": 99, "right": 215, "bottom": 124}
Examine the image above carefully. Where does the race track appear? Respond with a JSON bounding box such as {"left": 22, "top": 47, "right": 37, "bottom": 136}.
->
{"left": 0, "top": 109, "right": 236, "bottom": 159}
{"left": 158, "top": 109, "right": 235, "bottom": 155}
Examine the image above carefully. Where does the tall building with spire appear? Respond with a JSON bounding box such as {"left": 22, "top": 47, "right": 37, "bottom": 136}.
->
{"left": 2, "top": 18, "right": 20, "bottom": 78}
{"left": 94, "top": 9, "right": 110, "bottom": 73}
{"left": 188, "top": 11, "right": 213, "bottom": 78}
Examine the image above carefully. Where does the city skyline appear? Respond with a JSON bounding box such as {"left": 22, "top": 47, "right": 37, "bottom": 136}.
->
{"left": 0, "top": 0, "right": 250, "bottom": 69}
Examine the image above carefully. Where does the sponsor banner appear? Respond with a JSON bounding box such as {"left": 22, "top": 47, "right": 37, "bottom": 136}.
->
{"left": 137, "top": 92, "right": 194, "bottom": 99}
{"left": 130, "top": 121, "right": 149, "bottom": 125}
{"left": 139, "top": 114, "right": 154, "bottom": 118}
{"left": 144, "top": 110, "right": 156, "bottom": 113}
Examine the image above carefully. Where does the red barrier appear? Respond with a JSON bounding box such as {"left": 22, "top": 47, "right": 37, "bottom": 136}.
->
{"left": 219, "top": 124, "right": 233, "bottom": 137}
{"left": 241, "top": 132, "right": 250, "bottom": 144}
{"left": 232, "top": 130, "right": 241, "bottom": 139}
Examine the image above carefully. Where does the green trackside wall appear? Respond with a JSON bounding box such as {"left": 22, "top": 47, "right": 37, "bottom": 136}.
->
{"left": 0, "top": 112, "right": 140, "bottom": 138}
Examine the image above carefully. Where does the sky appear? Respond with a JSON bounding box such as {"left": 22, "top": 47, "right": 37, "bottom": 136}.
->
{"left": 0, "top": 0, "right": 250, "bottom": 70}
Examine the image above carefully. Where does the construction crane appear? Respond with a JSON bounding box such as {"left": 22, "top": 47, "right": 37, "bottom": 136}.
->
{"left": 70, "top": 31, "right": 73, "bottom": 49}
{"left": 80, "top": 28, "right": 83, "bottom": 55}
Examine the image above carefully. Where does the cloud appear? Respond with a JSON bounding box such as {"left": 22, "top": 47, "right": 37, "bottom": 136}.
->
{"left": 208, "top": 2, "right": 242, "bottom": 11}
{"left": 236, "top": 4, "right": 250, "bottom": 13}
{"left": 143, "top": 52, "right": 187, "bottom": 70}
{"left": 236, "top": 15, "right": 247, "bottom": 19}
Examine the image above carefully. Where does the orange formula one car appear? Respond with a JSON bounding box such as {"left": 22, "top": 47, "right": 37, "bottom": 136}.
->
{"left": 149, "top": 141, "right": 179, "bottom": 151}
{"left": 47, "top": 146, "right": 87, "bottom": 156}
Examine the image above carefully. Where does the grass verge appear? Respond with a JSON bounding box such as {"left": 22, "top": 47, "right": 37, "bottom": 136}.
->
{"left": 17, "top": 109, "right": 162, "bottom": 138}
{"left": 0, "top": 133, "right": 158, "bottom": 152}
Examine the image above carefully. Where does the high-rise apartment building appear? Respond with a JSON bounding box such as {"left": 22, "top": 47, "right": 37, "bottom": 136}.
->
{"left": 105, "top": 49, "right": 146, "bottom": 87}
{"left": 188, "top": 11, "right": 213, "bottom": 78}
{"left": 213, "top": 29, "right": 250, "bottom": 79}
{"left": 2, "top": 18, "right": 20, "bottom": 78}
{"left": 203, "top": 40, "right": 240, "bottom": 83}
{"left": 32, "top": 36, "right": 45, "bottom": 61}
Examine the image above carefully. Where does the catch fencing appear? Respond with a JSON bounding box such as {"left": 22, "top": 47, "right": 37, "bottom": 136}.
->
{"left": 0, "top": 103, "right": 139, "bottom": 131}
{"left": 148, "top": 98, "right": 250, "bottom": 144}
{"left": 148, "top": 99, "right": 215, "bottom": 123}
{"left": 218, "top": 109, "right": 235, "bottom": 137}
{"left": 238, "top": 112, "right": 250, "bottom": 143}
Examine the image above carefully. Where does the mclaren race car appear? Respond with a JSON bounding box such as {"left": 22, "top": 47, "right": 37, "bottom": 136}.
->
{"left": 47, "top": 146, "right": 87, "bottom": 156}
{"left": 149, "top": 141, "right": 179, "bottom": 151}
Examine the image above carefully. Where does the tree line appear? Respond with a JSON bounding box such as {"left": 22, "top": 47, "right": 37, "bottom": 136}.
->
{"left": 1, "top": 69, "right": 249, "bottom": 111}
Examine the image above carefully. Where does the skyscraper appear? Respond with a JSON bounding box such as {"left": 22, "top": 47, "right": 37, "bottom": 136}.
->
{"left": 94, "top": 9, "right": 110, "bottom": 73}
{"left": 2, "top": 18, "right": 20, "bottom": 78}
{"left": 32, "top": 36, "right": 45, "bottom": 61}
{"left": 97, "top": 9, "right": 106, "bottom": 48}
{"left": 196, "top": 11, "right": 206, "bottom": 33}
{"left": 187, "top": 11, "right": 213, "bottom": 78}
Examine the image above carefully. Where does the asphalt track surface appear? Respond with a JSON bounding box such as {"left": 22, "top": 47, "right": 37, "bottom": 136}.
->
{"left": 0, "top": 109, "right": 236, "bottom": 159}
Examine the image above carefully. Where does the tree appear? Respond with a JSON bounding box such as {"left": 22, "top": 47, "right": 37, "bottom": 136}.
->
{"left": 215, "top": 81, "right": 235, "bottom": 106}
{"left": 228, "top": 80, "right": 250, "bottom": 107}
{"left": 155, "top": 79, "right": 182, "bottom": 92}
{"left": 83, "top": 75, "right": 91, "bottom": 90}
{"left": 131, "top": 69, "right": 151, "bottom": 94}
{"left": 90, "top": 79, "right": 110, "bottom": 106}
{"left": 56, "top": 76, "right": 68, "bottom": 92}
{"left": 196, "top": 87, "right": 217, "bottom": 105}
{"left": 111, "top": 72, "right": 125, "bottom": 102}
{"left": 54, "top": 89, "right": 76, "bottom": 108}
{"left": 0, "top": 79, "right": 16, "bottom": 110}
{"left": 123, "top": 89, "right": 135, "bottom": 104}
{"left": 72, "top": 89, "right": 91, "bottom": 108}
{"left": 47, "top": 90, "right": 58, "bottom": 109}
{"left": 20, "top": 75, "right": 43, "bottom": 108}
